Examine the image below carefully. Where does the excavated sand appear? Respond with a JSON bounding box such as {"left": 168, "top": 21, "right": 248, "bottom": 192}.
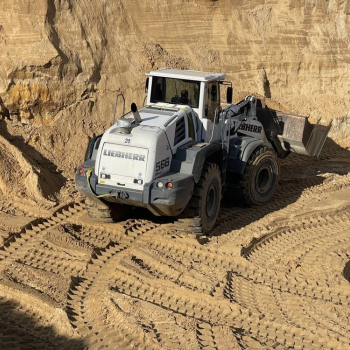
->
{"left": 0, "top": 140, "right": 350, "bottom": 349}
{"left": 1, "top": 1, "right": 350, "bottom": 349}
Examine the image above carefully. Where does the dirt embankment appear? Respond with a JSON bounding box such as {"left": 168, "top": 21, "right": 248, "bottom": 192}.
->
{"left": 1, "top": 0, "right": 350, "bottom": 176}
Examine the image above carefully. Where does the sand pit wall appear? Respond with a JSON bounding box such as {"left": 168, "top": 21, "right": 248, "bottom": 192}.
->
{"left": 0, "top": 0, "right": 350, "bottom": 181}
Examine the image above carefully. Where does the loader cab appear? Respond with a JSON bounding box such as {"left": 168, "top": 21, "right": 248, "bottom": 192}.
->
{"left": 146, "top": 68, "right": 229, "bottom": 143}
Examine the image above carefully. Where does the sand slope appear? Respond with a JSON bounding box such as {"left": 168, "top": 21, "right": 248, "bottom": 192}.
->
{"left": 0, "top": 0, "right": 350, "bottom": 348}
{"left": 0, "top": 134, "right": 56, "bottom": 207}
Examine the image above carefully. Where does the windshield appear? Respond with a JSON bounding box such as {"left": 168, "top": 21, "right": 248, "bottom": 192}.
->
{"left": 150, "top": 76, "right": 200, "bottom": 108}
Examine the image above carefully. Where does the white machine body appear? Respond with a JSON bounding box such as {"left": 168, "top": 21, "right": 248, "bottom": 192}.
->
{"left": 95, "top": 103, "right": 196, "bottom": 190}
{"left": 76, "top": 68, "right": 330, "bottom": 219}
{"left": 94, "top": 69, "right": 271, "bottom": 191}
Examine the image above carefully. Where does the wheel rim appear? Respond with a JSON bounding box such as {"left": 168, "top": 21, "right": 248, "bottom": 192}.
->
{"left": 206, "top": 184, "right": 217, "bottom": 218}
{"left": 255, "top": 164, "right": 273, "bottom": 194}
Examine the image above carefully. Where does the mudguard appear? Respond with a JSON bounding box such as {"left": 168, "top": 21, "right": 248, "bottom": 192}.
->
{"left": 227, "top": 136, "right": 270, "bottom": 174}
{"left": 170, "top": 142, "right": 222, "bottom": 183}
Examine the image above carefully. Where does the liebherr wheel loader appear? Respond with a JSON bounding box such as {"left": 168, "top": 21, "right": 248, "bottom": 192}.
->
{"left": 76, "top": 68, "right": 331, "bottom": 234}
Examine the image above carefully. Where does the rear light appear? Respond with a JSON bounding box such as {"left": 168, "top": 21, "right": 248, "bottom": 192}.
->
{"left": 166, "top": 182, "right": 173, "bottom": 189}
{"left": 79, "top": 168, "right": 85, "bottom": 175}
{"left": 157, "top": 182, "right": 163, "bottom": 188}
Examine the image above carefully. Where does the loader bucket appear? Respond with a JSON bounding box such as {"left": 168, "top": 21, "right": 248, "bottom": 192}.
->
{"left": 276, "top": 112, "right": 331, "bottom": 157}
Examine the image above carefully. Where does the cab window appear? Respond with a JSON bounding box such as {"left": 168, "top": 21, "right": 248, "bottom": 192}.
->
{"left": 150, "top": 77, "right": 165, "bottom": 102}
{"left": 150, "top": 76, "right": 200, "bottom": 108}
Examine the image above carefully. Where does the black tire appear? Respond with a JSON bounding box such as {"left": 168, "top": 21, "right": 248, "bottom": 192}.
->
{"left": 84, "top": 135, "right": 102, "bottom": 161}
{"left": 85, "top": 197, "right": 130, "bottom": 223}
{"left": 241, "top": 146, "right": 279, "bottom": 206}
{"left": 180, "top": 162, "right": 222, "bottom": 235}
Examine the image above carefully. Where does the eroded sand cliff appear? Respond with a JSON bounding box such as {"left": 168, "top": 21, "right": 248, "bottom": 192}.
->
{"left": 0, "top": 1, "right": 350, "bottom": 349}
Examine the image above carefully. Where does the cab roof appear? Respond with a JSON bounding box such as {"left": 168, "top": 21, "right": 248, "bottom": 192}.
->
{"left": 146, "top": 68, "right": 225, "bottom": 82}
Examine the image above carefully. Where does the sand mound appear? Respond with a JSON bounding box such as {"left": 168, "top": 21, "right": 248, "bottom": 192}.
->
{"left": 0, "top": 134, "right": 56, "bottom": 208}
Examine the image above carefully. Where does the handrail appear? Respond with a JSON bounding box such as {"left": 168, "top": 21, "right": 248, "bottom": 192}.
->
{"left": 221, "top": 109, "right": 231, "bottom": 150}
{"left": 208, "top": 106, "right": 222, "bottom": 144}
{"left": 111, "top": 93, "right": 125, "bottom": 126}
{"left": 218, "top": 108, "right": 230, "bottom": 150}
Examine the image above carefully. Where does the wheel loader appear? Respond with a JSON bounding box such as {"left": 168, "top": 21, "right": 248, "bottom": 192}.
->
{"left": 75, "top": 68, "right": 331, "bottom": 234}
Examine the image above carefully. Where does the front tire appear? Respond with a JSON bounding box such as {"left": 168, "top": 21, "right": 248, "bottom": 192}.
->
{"left": 241, "top": 146, "right": 279, "bottom": 206}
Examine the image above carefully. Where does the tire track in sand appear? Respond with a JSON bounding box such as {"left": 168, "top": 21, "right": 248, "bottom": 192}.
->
{"left": 243, "top": 205, "right": 350, "bottom": 267}
{"left": 148, "top": 233, "right": 350, "bottom": 348}
{"left": 0, "top": 200, "right": 162, "bottom": 348}
{"left": 233, "top": 203, "right": 350, "bottom": 349}
{"left": 65, "top": 220, "right": 161, "bottom": 349}
{"left": 101, "top": 232, "right": 340, "bottom": 349}
{"left": 110, "top": 265, "right": 334, "bottom": 349}
{"left": 0, "top": 202, "right": 85, "bottom": 270}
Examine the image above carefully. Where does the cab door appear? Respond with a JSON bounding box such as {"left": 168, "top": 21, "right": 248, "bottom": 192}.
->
{"left": 202, "top": 81, "right": 221, "bottom": 142}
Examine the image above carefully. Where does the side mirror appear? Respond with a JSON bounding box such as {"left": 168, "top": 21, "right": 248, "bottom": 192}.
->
{"left": 227, "top": 87, "right": 233, "bottom": 104}
{"left": 145, "top": 78, "right": 149, "bottom": 93}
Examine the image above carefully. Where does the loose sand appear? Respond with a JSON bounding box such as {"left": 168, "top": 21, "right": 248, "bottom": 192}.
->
{"left": 0, "top": 117, "right": 350, "bottom": 349}
{"left": 1, "top": 1, "right": 350, "bottom": 349}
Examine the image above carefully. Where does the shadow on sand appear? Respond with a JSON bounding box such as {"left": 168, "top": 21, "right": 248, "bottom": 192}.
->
{"left": 0, "top": 118, "right": 66, "bottom": 203}
{"left": 0, "top": 298, "right": 86, "bottom": 349}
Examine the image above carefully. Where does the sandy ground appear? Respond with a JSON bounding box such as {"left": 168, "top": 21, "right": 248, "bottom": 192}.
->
{"left": 1, "top": 1, "right": 350, "bottom": 348}
{"left": 0, "top": 128, "right": 349, "bottom": 349}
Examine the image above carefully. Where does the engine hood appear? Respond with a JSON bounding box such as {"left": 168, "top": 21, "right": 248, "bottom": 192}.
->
{"left": 137, "top": 104, "right": 192, "bottom": 129}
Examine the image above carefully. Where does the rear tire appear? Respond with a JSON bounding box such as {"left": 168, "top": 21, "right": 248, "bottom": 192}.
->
{"left": 240, "top": 146, "right": 279, "bottom": 206}
{"left": 85, "top": 197, "right": 130, "bottom": 223}
{"left": 178, "top": 162, "right": 222, "bottom": 235}
{"left": 84, "top": 135, "right": 102, "bottom": 161}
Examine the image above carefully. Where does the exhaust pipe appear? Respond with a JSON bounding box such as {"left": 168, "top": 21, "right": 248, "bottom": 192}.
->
{"left": 131, "top": 103, "right": 142, "bottom": 124}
